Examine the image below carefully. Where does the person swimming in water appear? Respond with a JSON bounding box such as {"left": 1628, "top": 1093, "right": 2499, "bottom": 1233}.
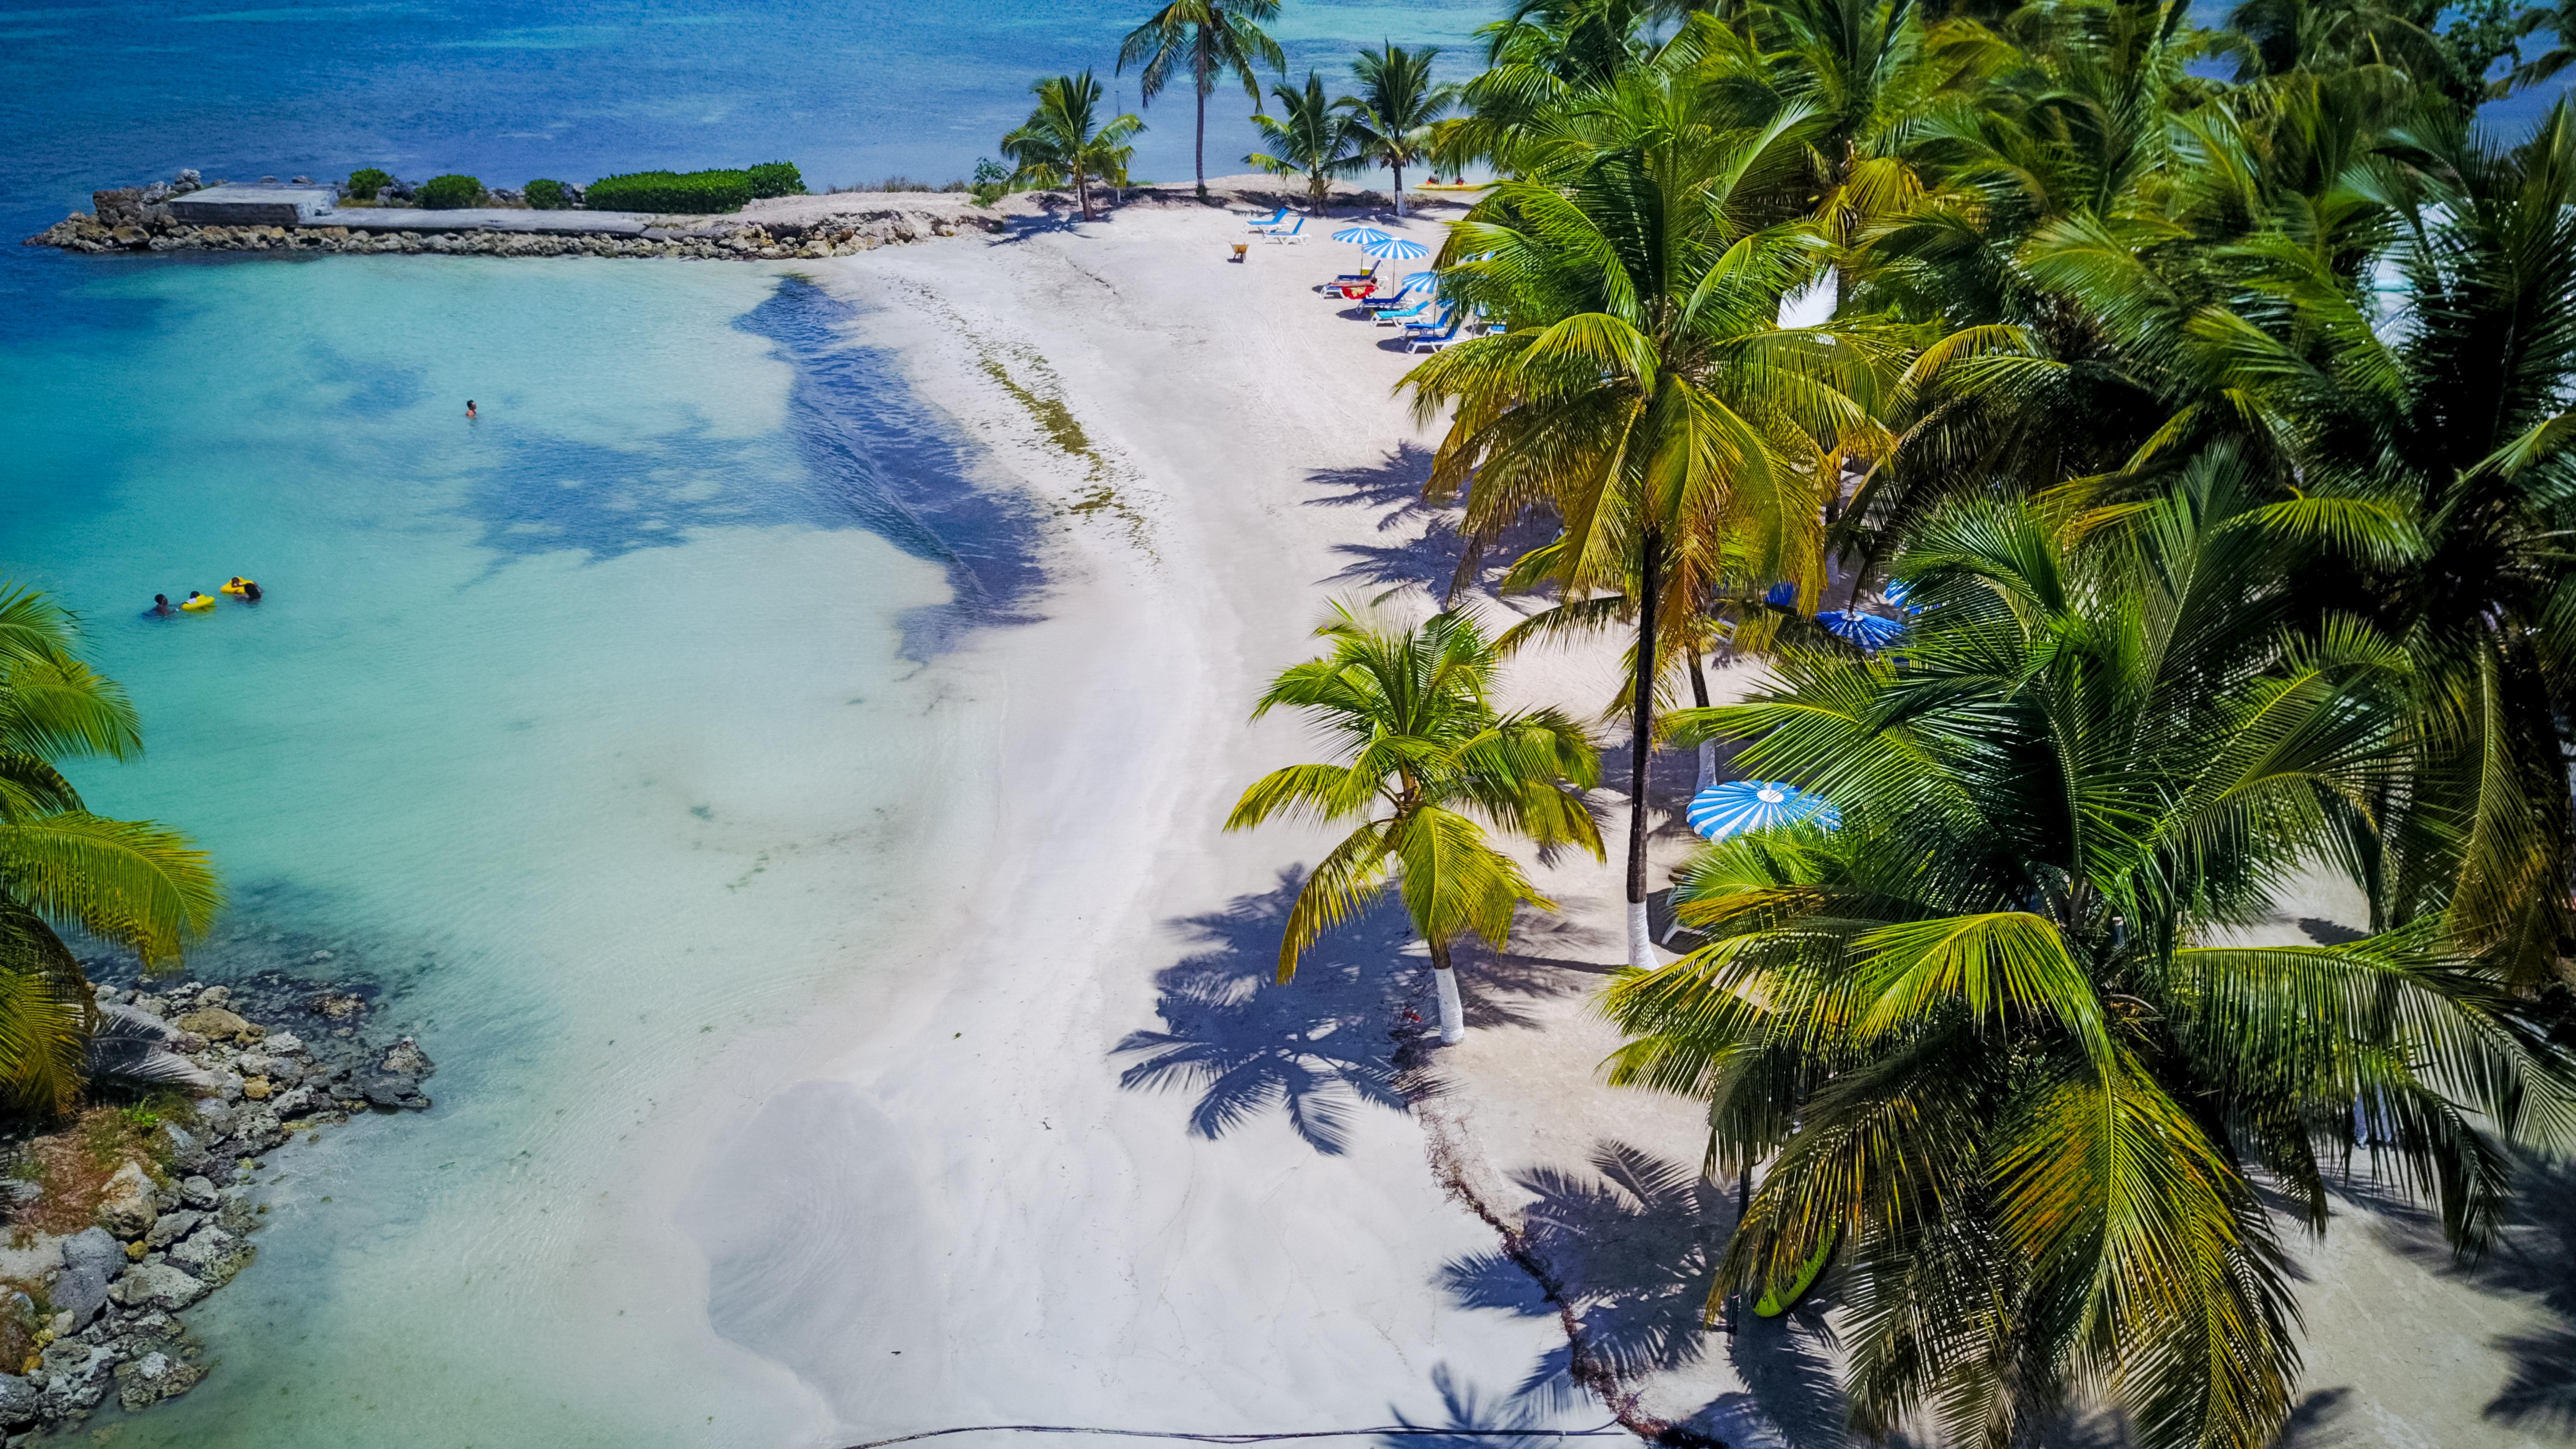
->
{"left": 466, "top": 399, "right": 477, "bottom": 419}
{"left": 146, "top": 594, "right": 174, "bottom": 618}
{"left": 242, "top": 581, "right": 262, "bottom": 602}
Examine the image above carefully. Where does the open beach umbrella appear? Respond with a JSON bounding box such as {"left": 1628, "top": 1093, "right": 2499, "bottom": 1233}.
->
{"left": 1817, "top": 609, "right": 1906, "bottom": 651}
{"left": 1362, "top": 237, "right": 1429, "bottom": 262}
{"left": 1332, "top": 226, "right": 1393, "bottom": 245}
{"left": 1882, "top": 578, "right": 1920, "bottom": 614}
{"left": 1686, "top": 781, "right": 1841, "bottom": 840}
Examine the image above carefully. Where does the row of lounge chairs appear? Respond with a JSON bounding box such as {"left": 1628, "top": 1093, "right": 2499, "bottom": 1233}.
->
{"left": 1241, "top": 208, "right": 1492, "bottom": 351}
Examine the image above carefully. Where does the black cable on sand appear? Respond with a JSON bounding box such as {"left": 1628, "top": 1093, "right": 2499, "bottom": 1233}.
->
{"left": 842, "top": 1421, "right": 1633, "bottom": 1449}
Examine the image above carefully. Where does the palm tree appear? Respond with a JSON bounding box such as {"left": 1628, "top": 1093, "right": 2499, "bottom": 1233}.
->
{"left": 1613, "top": 475, "right": 2576, "bottom": 1449}
{"left": 1402, "top": 73, "right": 1897, "bottom": 972}
{"left": 1117, "top": 0, "right": 1286, "bottom": 201}
{"left": 0, "top": 585, "right": 221, "bottom": 1113}
{"left": 1247, "top": 72, "right": 1374, "bottom": 215}
{"left": 1348, "top": 43, "right": 1457, "bottom": 218}
{"left": 1226, "top": 604, "right": 1602, "bottom": 1044}
{"left": 1000, "top": 71, "right": 1145, "bottom": 222}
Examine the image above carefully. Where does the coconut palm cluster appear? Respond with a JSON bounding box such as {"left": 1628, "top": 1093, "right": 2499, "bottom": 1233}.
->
{"left": 1229, "top": 1, "right": 2576, "bottom": 1445}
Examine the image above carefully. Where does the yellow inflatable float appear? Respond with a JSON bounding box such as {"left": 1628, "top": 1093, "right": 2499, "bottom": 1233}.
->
{"left": 221, "top": 577, "right": 257, "bottom": 596}
{"left": 179, "top": 593, "right": 215, "bottom": 612}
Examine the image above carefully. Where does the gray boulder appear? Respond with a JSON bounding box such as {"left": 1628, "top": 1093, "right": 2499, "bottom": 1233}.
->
{"left": 178, "top": 1176, "right": 218, "bottom": 1210}
{"left": 0, "top": 1372, "right": 37, "bottom": 1428}
{"left": 142, "top": 1210, "right": 200, "bottom": 1250}
{"left": 112, "top": 1350, "right": 204, "bottom": 1411}
{"left": 229, "top": 1106, "right": 285, "bottom": 1153}
{"left": 165, "top": 1225, "right": 246, "bottom": 1285}
{"left": 93, "top": 1162, "right": 156, "bottom": 1238}
{"left": 380, "top": 1038, "right": 433, "bottom": 1078}
{"left": 361, "top": 1073, "right": 417, "bottom": 1108}
{"left": 52, "top": 1229, "right": 120, "bottom": 1326}
{"left": 108, "top": 1262, "right": 206, "bottom": 1312}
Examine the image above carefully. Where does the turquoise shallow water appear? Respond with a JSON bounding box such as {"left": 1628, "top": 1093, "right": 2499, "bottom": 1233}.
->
{"left": 0, "top": 255, "right": 1021, "bottom": 1444}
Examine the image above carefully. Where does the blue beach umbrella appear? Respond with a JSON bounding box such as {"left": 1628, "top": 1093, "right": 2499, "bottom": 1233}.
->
{"left": 1882, "top": 578, "right": 1921, "bottom": 614}
{"left": 1363, "top": 237, "right": 1430, "bottom": 261}
{"left": 1686, "top": 781, "right": 1841, "bottom": 840}
{"left": 1817, "top": 609, "right": 1907, "bottom": 651}
{"left": 1333, "top": 226, "right": 1393, "bottom": 245}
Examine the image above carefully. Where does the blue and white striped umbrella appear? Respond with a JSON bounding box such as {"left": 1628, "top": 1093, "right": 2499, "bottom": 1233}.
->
{"left": 1363, "top": 237, "right": 1430, "bottom": 261}
{"left": 1765, "top": 581, "right": 1800, "bottom": 607}
{"left": 1882, "top": 578, "right": 1920, "bottom": 614}
{"left": 1332, "top": 226, "right": 1393, "bottom": 245}
{"left": 1817, "top": 609, "right": 1907, "bottom": 651}
{"left": 1387, "top": 270, "right": 1438, "bottom": 296}
{"left": 1687, "top": 781, "right": 1841, "bottom": 840}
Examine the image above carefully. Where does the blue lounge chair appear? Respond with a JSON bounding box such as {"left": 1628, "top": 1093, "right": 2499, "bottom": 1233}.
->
{"left": 1331, "top": 260, "right": 1380, "bottom": 286}
{"left": 1373, "top": 296, "right": 1436, "bottom": 326}
{"left": 1246, "top": 206, "right": 1289, "bottom": 232}
{"left": 1403, "top": 316, "right": 1464, "bottom": 352}
{"left": 1264, "top": 216, "right": 1305, "bottom": 245}
{"left": 1402, "top": 307, "right": 1454, "bottom": 336}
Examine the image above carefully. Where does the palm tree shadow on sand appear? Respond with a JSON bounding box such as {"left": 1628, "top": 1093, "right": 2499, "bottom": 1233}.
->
{"left": 1437, "top": 1141, "right": 1857, "bottom": 1448}
{"left": 2345, "top": 1154, "right": 2576, "bottom": 1437}
{"left": 1112, "top": 869, "right": 1433, "bottom": 1156}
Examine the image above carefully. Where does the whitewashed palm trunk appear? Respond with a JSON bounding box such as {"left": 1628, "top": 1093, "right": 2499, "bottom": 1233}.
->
{"left": 1427, "top": 936, "right": 1465, "bottom": 1044}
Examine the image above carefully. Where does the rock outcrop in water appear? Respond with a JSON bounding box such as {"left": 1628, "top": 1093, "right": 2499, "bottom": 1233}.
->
{"left": 27, "top": 179, "right": 1001, "bottom": 261}
{"left": 0, "top": 972, "right": 433, "bottom": 1436}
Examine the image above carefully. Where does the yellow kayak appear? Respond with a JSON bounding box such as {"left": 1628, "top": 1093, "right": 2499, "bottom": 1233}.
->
{"left": 1753, "top": 1225, "right": 1838, "bottom": 1317}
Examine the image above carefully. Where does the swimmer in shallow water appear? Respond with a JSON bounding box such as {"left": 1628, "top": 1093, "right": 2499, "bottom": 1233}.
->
{"left": 466, "top": 399, "right": 477, "bottom": 420}
{"left": 242, "top": 581, "right": 262, "bottom": 602}
{"left": 145, "top": 594, "right": 174, "bottom": 617}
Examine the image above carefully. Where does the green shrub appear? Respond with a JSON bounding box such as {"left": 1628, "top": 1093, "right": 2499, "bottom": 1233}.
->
{"left": 418, "top": 174, "right": 485, "bottom": 210}
{"left": 346, "top": 168, "right": 392, "bottom": 201}
{"left": 584, "top": 168, "right": 754, "bottom": 214}
{"left": 524, "top": 178, "right": 569, "bottom": 210}
{"left": 745, "top": 161, "right": 804, "bottom": 199}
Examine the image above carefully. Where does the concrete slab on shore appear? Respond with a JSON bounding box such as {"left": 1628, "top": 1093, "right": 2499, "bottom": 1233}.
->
{"left": 315, "top": 207, "right": 652, "bottom": 235}
{"left": 169, "top": 184, "right": 339, "bottom": 225}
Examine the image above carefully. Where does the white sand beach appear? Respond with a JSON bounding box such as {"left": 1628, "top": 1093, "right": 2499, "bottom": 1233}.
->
{"left": 648, "top": 190, "right": 2573, "bottom": 1449}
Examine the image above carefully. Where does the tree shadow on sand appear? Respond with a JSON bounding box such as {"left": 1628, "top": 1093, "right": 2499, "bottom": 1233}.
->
{"left": 1377, "top": 1363, "right": 1618, "bottom": 1448}
{"left": 2349, "top": 1155, "right": 2576, "bottom": 1436}
{"left": 1305, "top": 444, "right": 1559, "bottom": 602}
{"left": 1110, "top": 870, "right": 1430, "bottom": 1156}
{"left": 1114, "top": 873, "right": 1585, "bottom": 1154}
{"left": 1437, "top": 1141, "right": 1855, "bottom": 1448}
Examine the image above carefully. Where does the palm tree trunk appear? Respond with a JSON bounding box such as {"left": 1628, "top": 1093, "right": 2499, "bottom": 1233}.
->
{"left": 1393, "top": 161, "right": 1405, "bottom": 219}
{"left": 1628, "top": 526, "right": 1662, "bottom": 972}
{"left": 1426, "top": 933, "right": 1465, "bottom": 1045}
{"left": 1688, "top": 645, "right": 1714, "bottom": 796}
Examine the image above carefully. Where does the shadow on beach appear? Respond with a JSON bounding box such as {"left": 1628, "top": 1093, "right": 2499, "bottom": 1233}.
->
{"left": 1436, "top": 1140, "right": 1858, "bottom": 1448}
{"left": 1111, "top": 869, "right": 1426, "bottom": 1155}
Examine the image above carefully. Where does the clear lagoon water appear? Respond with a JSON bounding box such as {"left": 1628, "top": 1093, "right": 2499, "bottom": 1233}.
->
{"left": 0, "top": 1, "right": 1501, "bottom": 1444}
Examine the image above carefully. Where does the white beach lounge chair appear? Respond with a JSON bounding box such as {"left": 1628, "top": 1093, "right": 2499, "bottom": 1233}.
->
{"left": 1265, "top": 216, "right": 1305, "bottom": 244}
{"left": 1246, "top": 206, "right": 1290, "bottom": 232}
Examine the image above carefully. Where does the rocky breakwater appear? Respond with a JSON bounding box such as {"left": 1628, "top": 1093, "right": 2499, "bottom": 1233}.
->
{"left": 26, "top": 183, "right": 1002, "bottom": 261}
{"left": 0, "top": 976, "right": 433, "bottom": 1439}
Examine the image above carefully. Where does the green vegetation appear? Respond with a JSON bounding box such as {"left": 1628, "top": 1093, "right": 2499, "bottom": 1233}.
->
{"left": 969, "top": 158, "right": 1011, "bottom": 207}
{"left": 523, "top": 178, "right": 569, "bottom": 210}
{"left": 415, "top": 174, "right": 484, "bottom": 210}
{"left": 1001, "top": 71, "right": 1144, "bottom": 221}
{"left": 1227, "top": 605, "right": 1602, "bottom": 1043}
{"left": 1116, "top": 0, "right": 1285, "bottom": 199}
{"left": 0, "top": 586, "right": 219, "bottom": 1115}
{"left": 745, "top": 161, "right": 804, "bottom": 198}
{"left": 344, "top": 167, "right": 392, "bottom": 201}
{"left": 584, "top": 168, "right": 755, "bottom": 213}
{"left": 1246, "top": 70, "right": 1372, "bottom": 214}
